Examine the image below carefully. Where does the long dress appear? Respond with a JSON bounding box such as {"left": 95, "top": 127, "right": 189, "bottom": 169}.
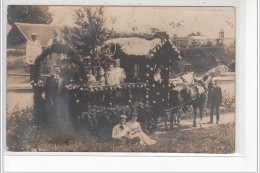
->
{"left": 106, "top": 70, "right": 116, "bottom": 85}
{"left": 126, "top": 121, "right": 156, "bottom": 145}
{"left": 113, "top": 67, "right": 126, "bottom": 85}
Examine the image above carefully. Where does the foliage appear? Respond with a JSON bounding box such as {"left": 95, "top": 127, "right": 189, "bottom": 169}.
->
{"left": 63, "top": 7, "right": 108, "bottom": 57}
{"left": 7, "top": 6, "right": 53, "bottom": 25}
{"left": 150, "top": 28, "right": 169, "bottom": 40}
{"left": 80, "top": 102, "right": 151, "bottom": 135}
{"left": 188, "top": 31, "right": 203, "bottom": 37}
{"left": 39, "top": 121, "right": 235, "bottom": 153}
{"left": 222, "top": 91, "right": 235, "bottom": 113}
{"left": 6, "top": 107, "right": 49, "bottom": 151}
{"left": 6, "top": 106, "right": 235, "bottom": 153}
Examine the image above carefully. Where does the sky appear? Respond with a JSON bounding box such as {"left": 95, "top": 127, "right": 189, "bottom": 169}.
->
{"left": 48, "top": 6, "right": 235, "bottom": 39}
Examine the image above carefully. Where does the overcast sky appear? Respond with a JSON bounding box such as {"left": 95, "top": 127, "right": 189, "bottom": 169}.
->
{"left": 49, "top": 6, "right": 235, "bottom": 39}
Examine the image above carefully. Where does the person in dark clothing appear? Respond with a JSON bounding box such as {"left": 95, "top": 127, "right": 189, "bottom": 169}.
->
{"left": 209, "top": 81, "right": 222, "bottom": 124}
{"left": 60, "top": 59, "right": 77, "bottom": 85}
{"left": 207, "top": 79, "right": 214, "bottom": 108}
{"left": 45, "top": 65, "right": 66, "bottom": 123}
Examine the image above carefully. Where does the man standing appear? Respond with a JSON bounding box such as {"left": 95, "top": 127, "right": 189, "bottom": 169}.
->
{"left": 26, "top": 33, "right": 42, "bottom": 81}
{"left": 45, "top": 65, "right": 65, "bottom": 123}
{"left": 209, "top": 80, "right": 222, "bottom": 124}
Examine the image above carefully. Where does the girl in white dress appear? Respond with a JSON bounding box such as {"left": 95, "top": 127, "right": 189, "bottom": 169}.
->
{"left": 126, "top": 115, "right": 156, "bottom": 145}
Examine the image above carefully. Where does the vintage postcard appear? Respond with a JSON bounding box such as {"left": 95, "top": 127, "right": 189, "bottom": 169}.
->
{"left": 6, "top": 6, "right": 235, "bottom": 153}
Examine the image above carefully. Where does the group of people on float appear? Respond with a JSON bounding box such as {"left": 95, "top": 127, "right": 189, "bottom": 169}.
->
{"left": 84, "top": 58, "right": 126, "bottom": 87}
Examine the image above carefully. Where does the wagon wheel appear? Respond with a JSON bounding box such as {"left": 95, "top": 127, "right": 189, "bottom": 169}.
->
{"left": 145, "top": 116, "right": 157, "bottom": 134}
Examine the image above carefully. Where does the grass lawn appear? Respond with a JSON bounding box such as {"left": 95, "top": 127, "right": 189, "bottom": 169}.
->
{"left": 6, "top": 108, "right": 235, "bottom": 153}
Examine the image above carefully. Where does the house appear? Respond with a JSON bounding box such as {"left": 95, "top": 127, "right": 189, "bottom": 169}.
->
{"left": 7, "top": 23, "right": 60, "bottom": 53}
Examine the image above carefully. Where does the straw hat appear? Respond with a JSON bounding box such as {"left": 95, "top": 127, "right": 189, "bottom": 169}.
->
{"left": 120, "top": 115, "right": 127, "bottom": 119}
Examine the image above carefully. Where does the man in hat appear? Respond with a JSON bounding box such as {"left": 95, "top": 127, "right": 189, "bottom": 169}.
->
{"left": 112, "top": 115, "right": 131, "bottom": 140}
{"left": 45, "top": 65, "right": 65, "bottom": 123}
{"left": 26, "top": 33, "right": 42, "bottom": 80}
{"left": 208, "top": 80, "right": 222, "bottom": 124}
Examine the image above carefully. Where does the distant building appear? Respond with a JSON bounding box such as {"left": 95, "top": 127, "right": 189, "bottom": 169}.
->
{"left": 188, "top": 35, "right": 210, "bottom": 45}
{"left": 7, "top": 23, "right": 60, "bottom": 53}
{"left": 172, "top": 37, "right": 189, "bottom": 48}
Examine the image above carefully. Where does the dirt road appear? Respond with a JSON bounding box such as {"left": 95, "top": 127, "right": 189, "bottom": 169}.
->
{"left": 155, "top": 112, "right": 235, "bottom": 134}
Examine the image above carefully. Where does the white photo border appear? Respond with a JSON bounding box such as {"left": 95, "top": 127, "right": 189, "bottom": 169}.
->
{"left": 1, "top": 0, "right": 259, "bottom": 172}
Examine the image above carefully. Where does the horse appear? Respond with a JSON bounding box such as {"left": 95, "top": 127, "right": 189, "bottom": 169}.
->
{"left": 165, "top": 84, "right": 185, "bottom": 131}
{"left": 166, "top": 77, "right": 207, "bottom": 130}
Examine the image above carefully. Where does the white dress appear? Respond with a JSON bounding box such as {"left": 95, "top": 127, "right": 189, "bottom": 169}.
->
{"left": 126, "top": 121, "right": 156, "bottom": 145}
{"left": 113, "top": 67, "right": 126, "bottom": 85}
{"left": 106, "top": 70, "right": 116, "bottom": 85}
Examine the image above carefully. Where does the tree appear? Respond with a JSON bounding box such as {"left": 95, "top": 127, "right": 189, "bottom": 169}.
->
{"left": 7, "top": 6, "right": 53, "bottom": 25}
{"left": 188, "top": 31, "right": 203, "bottom": 37}
{"left": 63, "top": 7, "right": 108, "bottom": 57}
{"left": 150, "top": 28, "right": 169, "bottom": 39}
{"left": 169, "top": 20, "right": 184, "bottom": 30}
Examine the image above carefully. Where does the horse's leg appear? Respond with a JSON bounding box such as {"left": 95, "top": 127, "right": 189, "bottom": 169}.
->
{"left": 173, "top": 109, "right": 177, "bottom": 125}
{"left": 176, "top": 106, "right": 181, "bottom": 125}
{"left": 198, "top": 104, "right": 203, "bottom": 128}
{"left": 193, "top": 105, "right": 197, "bottom": 127}
{"left": 199, "top": 104, "right": 203, "bottom": 120}
{"left": 165, "top": 112, "right": 169, "bottom": 131}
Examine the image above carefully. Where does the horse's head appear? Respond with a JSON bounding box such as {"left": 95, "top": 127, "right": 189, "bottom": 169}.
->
{"left": 169, "top": 85, "right": 186, "bottom": 105}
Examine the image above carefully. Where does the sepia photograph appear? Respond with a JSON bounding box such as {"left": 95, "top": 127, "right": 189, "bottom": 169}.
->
{"left": 5, "top": 6, "right": 236, "bottom": 153}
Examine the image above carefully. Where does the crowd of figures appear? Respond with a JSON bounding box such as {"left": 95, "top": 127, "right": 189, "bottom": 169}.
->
{"left": 26, "top": 30, "right": 223, "bottom": 146}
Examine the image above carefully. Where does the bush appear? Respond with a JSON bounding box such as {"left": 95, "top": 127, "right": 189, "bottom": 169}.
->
{"left": 6, "top": 107, "right": 49, "bottom": 151}
{"left": 80, "top": 102, "right": 150, "bottom": 135}
{"left": 222, "top": 91, "right": 235, "bottom": 113}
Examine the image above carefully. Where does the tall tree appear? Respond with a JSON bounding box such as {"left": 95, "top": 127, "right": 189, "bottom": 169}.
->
{"left": 7, "top": 6, "right": 53, "bottom": 25}
{"left": 63, "top": 7, "right": 108, "bottom": 57}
